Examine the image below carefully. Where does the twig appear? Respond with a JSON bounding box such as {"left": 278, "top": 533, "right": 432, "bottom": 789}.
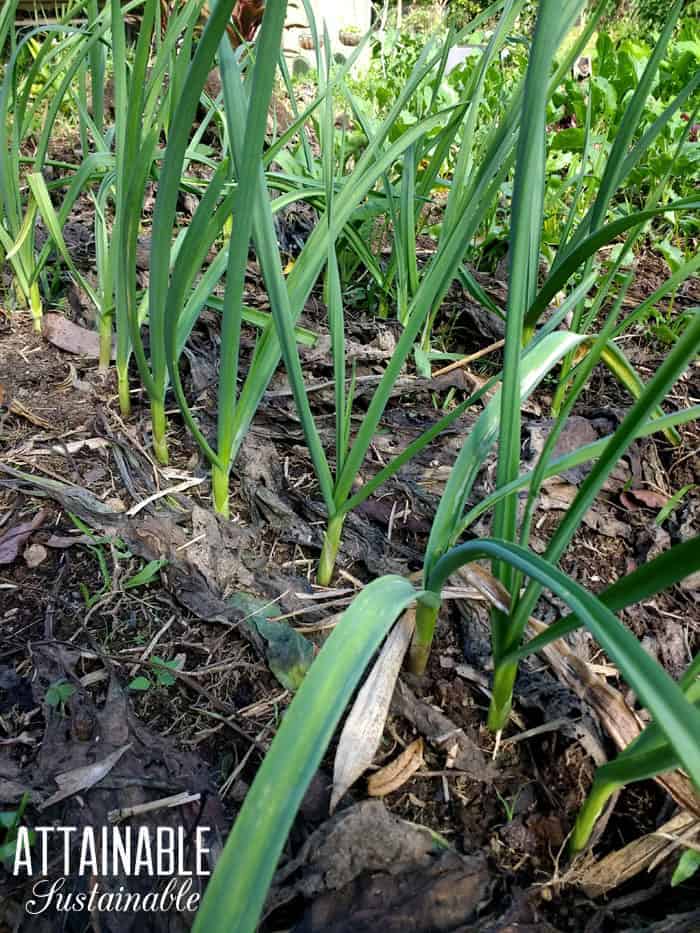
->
{"left": 433, "top": 338, "right": 505, "bottom": 377}
{"left": 108, "top": 791, "right": 201, "bottom": 823}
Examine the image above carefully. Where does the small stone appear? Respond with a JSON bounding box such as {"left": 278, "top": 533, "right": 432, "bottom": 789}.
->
{"left": 23, "top": 544, "right": 48, "bottom": 568}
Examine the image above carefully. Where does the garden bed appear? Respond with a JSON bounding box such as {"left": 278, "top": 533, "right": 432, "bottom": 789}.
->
{"left": 1, "top": 242, "right": 699, "bottom": 930}
{"left": 1, "top": 0, "right": 700, "bottom": 929}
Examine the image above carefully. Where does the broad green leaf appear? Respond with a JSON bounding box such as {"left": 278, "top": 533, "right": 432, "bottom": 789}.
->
{"left": 151, "top": 656, "right": 181, "bottom": 687}
{"left": 45, "top": 682, "right": 75, "bottom": 707}
{"left": 229, "top": 593, "right": 315, "bottom": 693}
{"left": 193, "top": 576, "right": 419, "bottom": 933}
{"left": 128, "top": 676, "right": 151, "bottom": 692}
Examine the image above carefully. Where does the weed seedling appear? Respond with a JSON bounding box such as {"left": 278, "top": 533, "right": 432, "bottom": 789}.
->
{"left": 45, "top": 680, "right": 76, "bottom": 714}
{"left": 129, "top": 656, "right": 183, "bottom": 692}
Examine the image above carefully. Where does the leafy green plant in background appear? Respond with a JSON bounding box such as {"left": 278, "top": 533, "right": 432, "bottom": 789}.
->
{"left": 191, "top": 2, "right": 700, "bottom": 929}
{"left": 0, "top": 0, "right": 125, "bottom": 330}
{"left": 452, "top": 6, "right": 700, "bottom": 308}
{"left": 0, "top": 11, "right": 86, "bottom": 327}
{"left": 209, "top": 0, "right": 610, "bottom": 585}
{"left": 548, "top": 20, "right": 700, "bottom": 218}
{"left": 142, "top": 0, "right": 339, "bottom": 472}
{"left": 108, "top": 0, "right": 225, "bottom": 435}
{"left": 446, "top": 0, "right": 501, "bottom": 29}
{"left": 633, "top": 0, "right": 670, "bottom": 24}
{"left": 0, "top": 0, "right": 150, "bottom": 335}
{"left": 1, "top": 0, "right": 221, "bottom": 442}
{"left": 159, "top": 0, "right": 521, "bottom": 529}
{"left": 149, "top": 0, "right": 294, "bottom": 486}
{"left": 632, "top": 0, "right": 700, "bottom": 26}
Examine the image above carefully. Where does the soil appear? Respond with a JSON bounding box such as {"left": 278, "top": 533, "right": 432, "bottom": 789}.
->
{"left": 1, "top": 172, "right": 699, "bottom": 932}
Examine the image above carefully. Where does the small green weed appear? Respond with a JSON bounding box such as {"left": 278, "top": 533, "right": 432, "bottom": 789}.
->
{"left": 45, "top": 679, "right": 76, "bottom": 713}
{"left": 68, "top": 513, "right": 167, "bottom": 607}
{"left": 128, "top": 655, "right": 183, "bottom": 692}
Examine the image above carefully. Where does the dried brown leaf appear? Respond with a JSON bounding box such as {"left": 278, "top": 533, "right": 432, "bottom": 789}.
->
{"left": 367, "top": 738, "right": 424, "bottom": 797}
{"left": 39, "top": 743, "right": 132, "bottom": 810}
{"left": 621, "top": 488, "right": 669, "bottom": 510}
{"left": 42, "top": 313, "right": 106, "bottom": 358}
{"left": 330, "top": 610, "right": 415, "bottom": 812}
{"left": 0, "top": 510, "right": 47, "bottom": 564}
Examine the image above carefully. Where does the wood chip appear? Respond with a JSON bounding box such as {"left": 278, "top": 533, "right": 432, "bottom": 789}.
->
{"left": 578, "top": 810, "right": 699, "bottom": 897}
